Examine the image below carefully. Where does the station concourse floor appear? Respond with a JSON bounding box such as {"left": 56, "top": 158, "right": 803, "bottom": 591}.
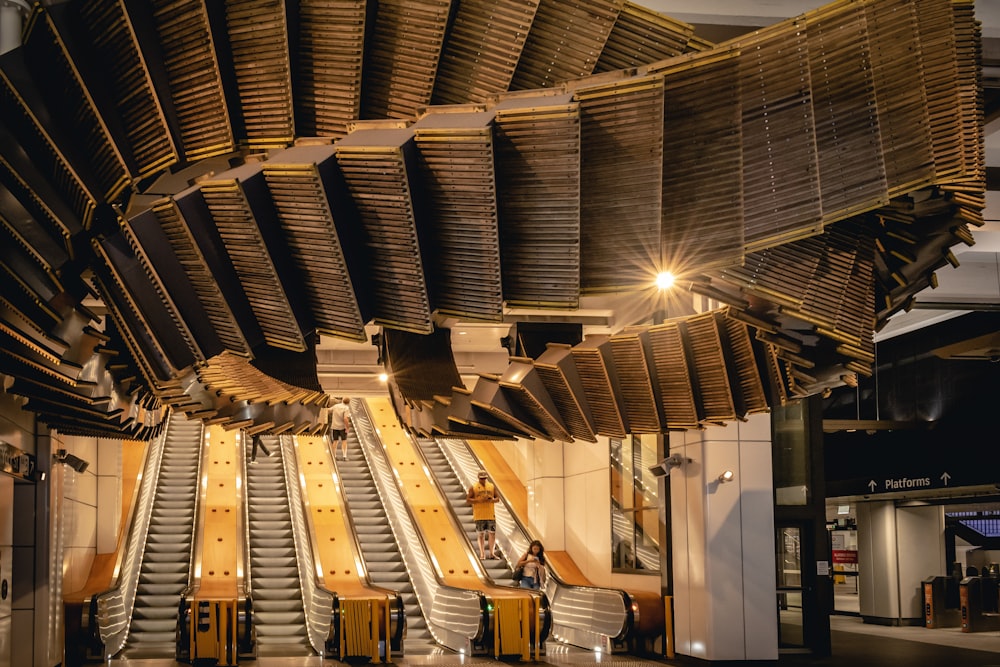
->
{"left": 105, "top": 615, "right": 1000, "bottom": 667}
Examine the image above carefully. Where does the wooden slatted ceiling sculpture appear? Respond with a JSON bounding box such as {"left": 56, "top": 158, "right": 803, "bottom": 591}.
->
{"left": 570, "top": 72, "right": 666, "bottom": 291}
{"left": 262, "top": 144, "right": 371, "bottom": 342}
{"left": 493, "top": 90, "right": 581, "bottom": 308}
{"left": 294, "top": 0, "right": 368, "bottom": 138}
{"left": 198, "top": 164, "right": 311, "bottom": 352}
{"left": 334, "top": 124, "right": 435, "bottom": 334}
{"left": 432, "top": 0, "right": 542, "bottom": 105}
{"left": 22, "top": 7, "right": 131, "bottom": 203}
{"left": 411, "top": 108, "right": 505, "bottom": 322}
{"left": 147, "top": 0, "right": 237, "bottom": 161}
{"left": 0, "top": 0, "right": 983, "bottom": 438}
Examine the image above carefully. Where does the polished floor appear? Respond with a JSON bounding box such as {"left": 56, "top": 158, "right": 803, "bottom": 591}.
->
{"left": 106, "top": 615, "right": 1000, "bottom": 666}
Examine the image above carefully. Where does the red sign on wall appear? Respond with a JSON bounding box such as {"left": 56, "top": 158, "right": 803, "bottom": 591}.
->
{"left": 832, "top": 550, "right": 858, "bottom": 564}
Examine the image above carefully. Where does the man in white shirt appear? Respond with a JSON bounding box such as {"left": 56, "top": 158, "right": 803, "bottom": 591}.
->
{"left": 328, "top": 396, "right": 351, "bottom": 460}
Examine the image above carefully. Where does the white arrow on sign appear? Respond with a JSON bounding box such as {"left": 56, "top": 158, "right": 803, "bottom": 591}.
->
{"left": 941, "top": 472, "right": 951, "bottom": 486}
{"left": 868, "top": 480, "right": 878, "bottom": 492}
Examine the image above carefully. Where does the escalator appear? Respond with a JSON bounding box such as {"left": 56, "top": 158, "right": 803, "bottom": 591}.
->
{"left": 120, "top": 416, "right": 202, "bottom": 658}
{"left": 244, "top": 436, "right": 313, "bottom": 656}
{"left": 611, "top": 499, "right": 660, "bottom": 571}
{"left": 338, "top": 431, "right": 438, "bottom": 654}
{"left": 415, "top": 438, "right": 514, "bottom": 584}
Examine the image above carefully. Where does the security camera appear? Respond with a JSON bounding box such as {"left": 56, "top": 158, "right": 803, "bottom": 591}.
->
{"left": 648, "top": 453, "right": 691, "bottom": 477}
{"left": 53, "top": 449, "right": 89, "bottom": 474}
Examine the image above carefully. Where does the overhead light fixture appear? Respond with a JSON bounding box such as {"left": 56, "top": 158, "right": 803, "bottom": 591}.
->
{"left": 718, "top": 470, "right": 735, "bottom": 483}
{"left": 53, "top": 449, "right": 89, "bottom": 474}
{"left": 378, "top": 372, "right": 388, "bottom": 382}
{"left": 655, "top": 271, "right": 675, "bottom": 290}
{"left": 648, "top": 453, "right": 689, "bottom": 477}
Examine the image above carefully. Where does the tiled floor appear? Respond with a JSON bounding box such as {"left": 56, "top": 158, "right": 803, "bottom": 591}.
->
{"left": 107, "top": 617, "right": 1000, "bottom": 667}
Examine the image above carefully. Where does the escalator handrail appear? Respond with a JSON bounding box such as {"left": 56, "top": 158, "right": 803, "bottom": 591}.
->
{"left": 181, "top": 422, "right": 210, "bottom": 601}
{"left": 279, "top": 434, "right": 336, "bottom": 654}
{"left": 351, "top": 398, "right": 485, "bottom": 652}
{"left": 93, "top": 414, "right": 172, "bottom": 654}
{"left": 435, "top": 437, "right": 635, "bottom": 645}
{"left": 406, "top": 435, "right": 507, "bottom": 586}
{"left": 239, "top": 431, "right": 253, "bottom": 614}
{"left": 291, "top": 435, "right": 404, "bottom": 633}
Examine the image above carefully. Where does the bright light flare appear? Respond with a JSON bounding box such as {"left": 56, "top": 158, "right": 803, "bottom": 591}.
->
{"left": 655, "top": 271, "right": 675, "bottom": 290}
{"left": 378, "top": 372, "right": 388, "bottom": 382}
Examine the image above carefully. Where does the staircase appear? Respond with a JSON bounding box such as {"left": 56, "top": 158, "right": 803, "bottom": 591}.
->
{"left": 415, "top": 438, "right": 514, "bottom": 585}
{"left": 245, "top": 437, "right": 313, "bottom": 656}
{"left": 121, "top": 416, "right": 202, "bottom": 658}
{"left": 337, "top": 432, "right": 439, "bottom": 654}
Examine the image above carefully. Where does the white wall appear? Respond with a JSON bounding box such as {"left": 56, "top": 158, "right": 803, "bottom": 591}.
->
{"left": 58, "top": 435, "right": 99, "bottom": 598}
{"left": 896, "top": 506, "right": 945, "bottom": 618}
{"left": 493, "top": 436, "right": 661, "bottom": 593}
{"left": 858, "top": 502, "right": 945, "bottom": 621}
{"left": 0, "top": 390, "right": 36, "bottom": 667}
{"left": 670, "top": 415, "right": 778, "bottom": 661}
{"left": 857, "top": 501, "right": 900, "bottom": 619}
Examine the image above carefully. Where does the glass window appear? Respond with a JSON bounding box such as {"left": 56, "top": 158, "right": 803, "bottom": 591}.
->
{"left": 772, "top": 402, "right": 811, "bottom": 506}
{"left": 610, "top": 435, "right": 660, "bottom": 573}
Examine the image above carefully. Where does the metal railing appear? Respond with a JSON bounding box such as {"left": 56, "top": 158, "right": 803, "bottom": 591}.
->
{"left": 290, "top": 434, "right": 405, "bottom": 653}
{"left": 435, "top": 437, "right": 634, "bottom": 650}
{"left": 95, "top": 415, "right": 203, "bottom": 656}
{"left": 278, "top": 434, "right": 337, "bottom": 655}
{"left": 352, "top": 399, "right": 485, "bottom": 652}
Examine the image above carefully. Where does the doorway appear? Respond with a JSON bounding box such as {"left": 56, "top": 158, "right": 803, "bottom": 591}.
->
{"left": 776, "top": 520, "right": 830, "bottom": 653}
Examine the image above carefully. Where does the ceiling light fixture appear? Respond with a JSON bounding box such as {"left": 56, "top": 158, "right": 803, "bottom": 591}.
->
{"left": 655, "top": 271, "right": 675, "bottom": 290}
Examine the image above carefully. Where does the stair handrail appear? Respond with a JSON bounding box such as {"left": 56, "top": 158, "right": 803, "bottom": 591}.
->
{"left": 291, "top": 435, "right": 405, "bottom": 647}
{"left": 435, "top": 437, "right": 635, "bottom": 649}
{"left": 93, "top": 414, "right": 173, "bottom": 655}
{"left": 352, "top": 399, "right": 485, "bottom": 653}
{"left": 237, "top": 430, "right": 256, "bottom": 658}
{"left": 279, "top": 434, "right": 336, "bottom": 654}
{"left": 182, "top": 422, "right": 210, "bottom": 600}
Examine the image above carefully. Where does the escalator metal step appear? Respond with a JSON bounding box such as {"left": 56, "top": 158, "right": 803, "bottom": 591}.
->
{"left": 141, "top": 562, "right": 189, "bottom": 574}
{"left": 253, "top": 611, "right": 307, "bottom": 626}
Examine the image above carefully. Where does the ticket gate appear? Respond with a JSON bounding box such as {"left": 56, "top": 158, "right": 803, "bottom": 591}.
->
{"left": 923, "top": 576, "right": 961, "bottom": 628}
{"left": 959, "top": 576, "right": 1000, "bottom": 633}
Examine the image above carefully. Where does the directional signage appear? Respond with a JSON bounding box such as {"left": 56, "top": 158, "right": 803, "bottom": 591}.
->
{"left": 864, "top": 472, "right": 954, "bottom": 493}
{"left": 828, "top": 469, "right": 984, "bottom": 498}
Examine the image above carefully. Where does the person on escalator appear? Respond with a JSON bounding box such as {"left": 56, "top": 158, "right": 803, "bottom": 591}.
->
{"left": 516, "top": 540, "right": 547, "bottom": 590}
{"left": 328, "top": 396, "right": 351, "bottom": 460}
{"left": 249, "top": 432, "right": 270, "bottom": 463}
{"left": 466, "top": 469, "right": 499, "bottom": 560}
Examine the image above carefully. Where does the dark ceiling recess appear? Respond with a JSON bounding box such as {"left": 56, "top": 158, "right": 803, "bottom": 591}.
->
{"left": 509, "top": 323, "right": 584, "bottom": 360}
{"left": 823, "top": 311, "right": 1000, "bottom": 426}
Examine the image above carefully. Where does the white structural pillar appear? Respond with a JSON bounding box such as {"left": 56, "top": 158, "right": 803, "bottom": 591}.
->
{"left": 670, "top": 414, "right": 778, "bottom": 661}
{"left": 0, "top": 2, "right": 26, "bottom": 56}
{"left": 856, "top": 501, "right": 945, "bottom": 624}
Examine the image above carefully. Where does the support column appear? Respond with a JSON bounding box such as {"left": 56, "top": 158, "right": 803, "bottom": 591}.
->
{"left": 856, "top": 501, "right": 945, "bottom": 625}
{"left": 0, "top": 475, "right": 11, "bottom": 667}
{"left": 0, "top": 2, "right": 25, "bottom": 56}
{"left": 669, "top": 414, "right": 778, "bottom": 662}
